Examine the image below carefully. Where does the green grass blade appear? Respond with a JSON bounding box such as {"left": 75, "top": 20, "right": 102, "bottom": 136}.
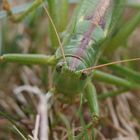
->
{"left": 57, "top": 112, "right": 74, "bottom": 140}
{"left": 78, "top": 111, "right": 89, "bottom": 140}
{"left": 47, "top": 0, "right": 68, "bottom": 48}
{"left": 77, "top": 94, "right": 90, "bottom": 140}
{"left": 106, "top": 9, "right": 140, "bottom": 52}
{"left": 93, "top": 70, "right": 140, "bottom": 89}
{"left": 13, "top": 126, "right": 27, "bottom": 140}
{"left": 109, "top": 0, "right": 126, "bottom": 34}
{"left": 57, "top": 0, "right": 68, "bottom": 32}
{"left": 100, "top": 59, "right": 140, "bottom": 83}
{"left": 0, "top": 110, "right": 28, "bottom": 139}
{"left": 75, "top": 123, "right": 93, "bottom": 140}
{"left": 47, "top": 0, "right": 60, "bottom": 48}
{"left": 98, "top": 88, "right": 129, "bottom": 100}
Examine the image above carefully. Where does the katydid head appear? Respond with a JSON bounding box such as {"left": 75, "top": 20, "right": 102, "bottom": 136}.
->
{"left": 53, "top": 60, "right": 90, "bottom": 96}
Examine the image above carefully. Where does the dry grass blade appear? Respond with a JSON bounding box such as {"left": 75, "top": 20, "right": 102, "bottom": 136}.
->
{"left": 32, "top": 115, "right": 40, "bottom": 140}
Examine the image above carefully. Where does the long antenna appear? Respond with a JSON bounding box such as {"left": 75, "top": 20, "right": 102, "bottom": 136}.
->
{"left": 80, "top": 57, "right": 140, "bottom": 72}
{"left": 42, "top": 1, "right": 67, "bottom": 64}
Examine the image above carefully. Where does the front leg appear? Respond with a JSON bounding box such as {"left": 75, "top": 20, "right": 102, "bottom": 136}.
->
{"left": 0, "top": 54, "right": 57, "bottom": 65}
{"left": 84, "top": 82, "right": 99, "bottom": 124}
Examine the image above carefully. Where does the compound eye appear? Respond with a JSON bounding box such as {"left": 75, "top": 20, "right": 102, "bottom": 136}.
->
{"left": 80, "top": 72, "right": 87, "bottom": 80}
{"left": 56, "top": 63, "right": 63, "bottom": 73}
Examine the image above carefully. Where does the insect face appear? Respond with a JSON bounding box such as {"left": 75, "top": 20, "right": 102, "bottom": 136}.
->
{"left": 54, "top": 60, "right": 89, "bottom": 96}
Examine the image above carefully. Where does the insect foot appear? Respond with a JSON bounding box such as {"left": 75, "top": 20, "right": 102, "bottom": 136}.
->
{"left": 91, "top": 113, "right": 100, "bottom": 126}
